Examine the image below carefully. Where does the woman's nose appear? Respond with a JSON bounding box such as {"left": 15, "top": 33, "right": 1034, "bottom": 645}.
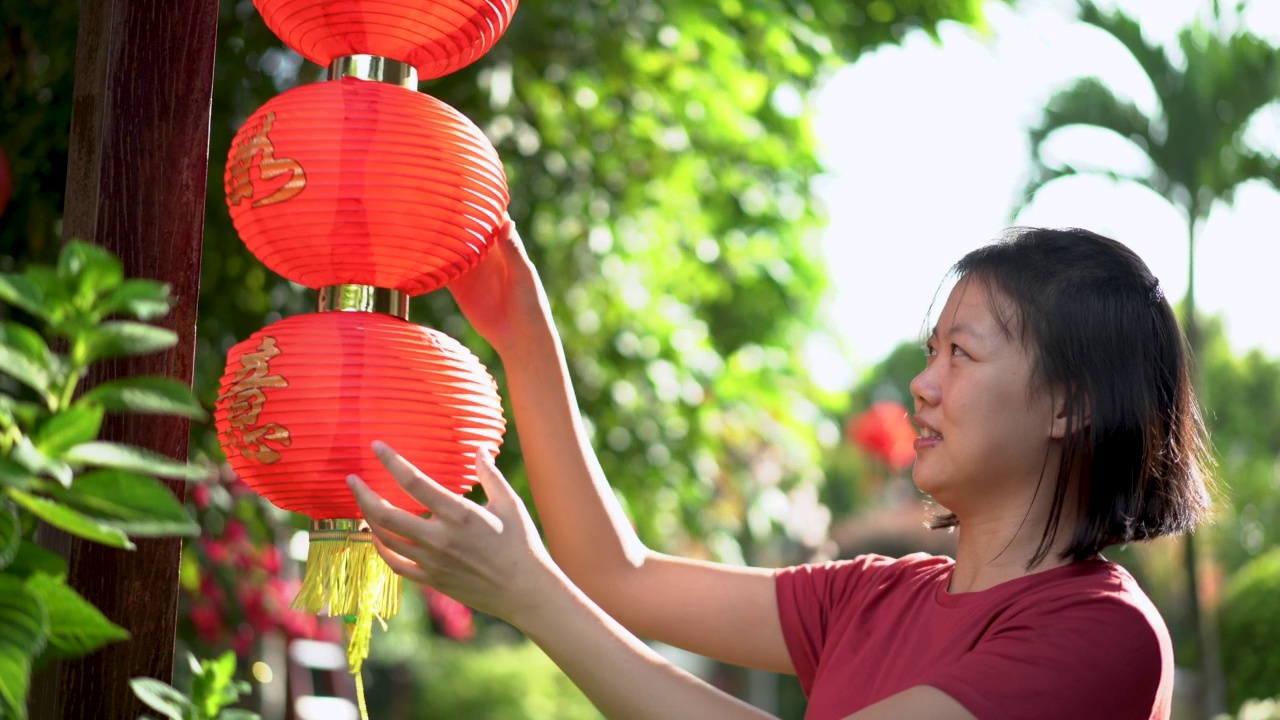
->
{"left": 910, "top": 366, "right": 938, "bottom": 409}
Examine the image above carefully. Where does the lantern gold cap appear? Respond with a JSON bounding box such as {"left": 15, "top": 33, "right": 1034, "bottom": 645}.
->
{"left": 318, "top": 285, "right": 410, "bottom": 319}
{"left": 328, "top": 55, "right": 417, "bottom": 88}
{"left": 310, "top": 518, "right": 364, "bottom": 533}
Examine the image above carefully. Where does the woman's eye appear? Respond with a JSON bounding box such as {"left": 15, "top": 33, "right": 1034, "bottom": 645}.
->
{"left": 924, "top": 343, "right": 937, "bottom": 357}
{"left": 951, "top": 344, "right": 967, "bottom": 357}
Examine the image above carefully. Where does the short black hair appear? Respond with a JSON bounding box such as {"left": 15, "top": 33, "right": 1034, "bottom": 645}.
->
{"left": 931, "top": 227, "right": 1213, "bottom": 567}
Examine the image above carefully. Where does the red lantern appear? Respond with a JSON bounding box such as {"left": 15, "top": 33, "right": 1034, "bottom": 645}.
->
{"left": 224, "top": 77, "right": 508, "bottom": 294}
{"left": 254, "top": 0, "right": 518, "bottom": 80}
{"left": 214, "top": 310, "right": 505, "bottom": 521}
{"left": 220, "top": 0, "right": 518, "bottom": 692}
{"left": 847, "top": 400, "right": 917, "bottom": 471}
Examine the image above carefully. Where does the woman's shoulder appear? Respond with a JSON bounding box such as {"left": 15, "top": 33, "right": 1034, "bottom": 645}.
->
{"left": 776, "top": 551, "right": 954, "bottom": 594}
{"left": 996, "top": 559, "right": 1170, "bottom": 637}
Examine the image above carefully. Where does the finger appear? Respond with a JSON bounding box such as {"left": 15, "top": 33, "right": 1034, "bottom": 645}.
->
{"left": 473, "top": 447, "right": 517, "bottom": 510}
{"left": 371, "top": 441, "right": 467, "bottom": 521}
{"left": 495, "top": 215, "right": 532, "bottom": 262}
{"left": 348, "top": 472, "right": 437, "bottom": 540}
{"left": 363, "top": 518, "right": 430, "bottom": 568}
{"left": 370, "top": 536, "right": 430, "bottom": 585}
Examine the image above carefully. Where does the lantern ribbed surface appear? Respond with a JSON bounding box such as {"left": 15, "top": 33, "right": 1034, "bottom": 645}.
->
{"left": 224, "top": 77, "right": 509, "bottom": 295}
{"left": 214, "top": 311, "right": 505, "bottom": 520}
{"left": 254, "top": 0, "right": 517, "bottom": 80}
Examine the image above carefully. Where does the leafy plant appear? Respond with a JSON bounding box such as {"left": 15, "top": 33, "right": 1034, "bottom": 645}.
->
{"left": 0, "top": 240, "right": 209, "bottom": 719}
{"left": 1219, "top": 548, "right": 1280, "bottom": 713}
{"left": 132, "top": 651, "right": 259, "bottom": 720}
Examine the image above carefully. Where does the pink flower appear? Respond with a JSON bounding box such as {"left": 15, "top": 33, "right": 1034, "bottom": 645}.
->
{"left": 191, "top": 484, "right": 212, "bottom": 510}
{"left": 201, "top": 537, "right": 230, "bottom": 565}
{"left": 259, "top": 544, "right": 282, "bottom": 575}
{"left": 224, "top": 519, "right": 248, "bottom": 543}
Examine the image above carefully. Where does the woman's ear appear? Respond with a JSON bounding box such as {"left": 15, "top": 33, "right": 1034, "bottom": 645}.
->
{"left": 1050, "top": 388, "right": 1089, "bottom": 440}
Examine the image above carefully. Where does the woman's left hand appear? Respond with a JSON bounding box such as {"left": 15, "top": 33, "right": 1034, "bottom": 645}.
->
{"left": 348, "top": 441, "right": 556, "bottom": 625}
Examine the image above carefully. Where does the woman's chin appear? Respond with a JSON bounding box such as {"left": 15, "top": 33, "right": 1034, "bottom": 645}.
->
{"left": 910, "top": 467, "right": 955, "bottom": 509}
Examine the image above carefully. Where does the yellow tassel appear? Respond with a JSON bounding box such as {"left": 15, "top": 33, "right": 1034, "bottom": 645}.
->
{"left": 291, "top": 528, "right": 402, "bottom": 679}
{"left": 342, "top": 533, "right": 400, "bottom": 673}
{"left": 292, "top": 529, "right": 350, "bottom": 614}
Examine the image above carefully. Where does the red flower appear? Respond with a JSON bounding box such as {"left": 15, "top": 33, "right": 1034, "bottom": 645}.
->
{"left": 423, "top": 586, "right": 475, "bottom": 641}
{"left": 198, "top": 573, "right": 225, "bottom": 605}
{"left": 190, "top": 604, "right": 223, "bottom": 644}
{"left": 847, "top": 400, "right": 917, "bottom": 470}
{"left": 232, "top": 623, "right": 257, "bottom": 656}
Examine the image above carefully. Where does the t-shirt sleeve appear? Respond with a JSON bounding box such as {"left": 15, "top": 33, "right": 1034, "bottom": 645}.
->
{"left": 924, "top": 591, "right": 1172, "bottom": 720}
{"left": 774, "top": 554, "right": 902, "bottom": 694}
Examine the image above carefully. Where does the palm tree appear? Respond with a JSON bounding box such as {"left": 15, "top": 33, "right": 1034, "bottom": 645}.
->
{"left": 1018, "top": 2, "right": 1280, "bottom": 717}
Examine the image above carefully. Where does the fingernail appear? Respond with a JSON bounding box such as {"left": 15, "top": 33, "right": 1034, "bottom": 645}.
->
{"left": 371, "top": 440, "right": 390, "bottom": 457}
{"left": 347, "top": 474, "right": 360, "bottom": 488}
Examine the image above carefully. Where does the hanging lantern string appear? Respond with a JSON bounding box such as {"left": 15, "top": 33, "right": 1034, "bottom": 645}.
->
{"left": 355, "top": 671, "right": 369, "bottom": 720}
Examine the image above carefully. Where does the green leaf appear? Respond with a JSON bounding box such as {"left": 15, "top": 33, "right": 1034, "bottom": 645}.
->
{"left": 25, "top": 573, "right": 129, "bottom": 659}
{"left": 218, "top": 710, "right": 262, "bottom": 720}
{"left": 8, "top": 437, "right": 72, "bottom": 488}
{"left": 63, "top": 442, "right": 209, "bottom": 481}
{"left": 0, "top": 574, "right": 50, "bottom": 718}
{"left": 0, "top": 273, "right": 53, "bottom": 323}
{"left": 0, "top": 322, "right": 53, "bottom": 367}
{"left": 54, "top": 470, "right": 197, "bottom": 537}
{"left": 79, "top": 377, "right": 206, "bottom": 420}
{"left": 0, "top": 501, "right": 18, "bottom": 570}
{"left": 0, "top": 395, "right": 45, "bottom": 428}
{"left": 0, "top": 344, "right": 51, "bottom": 396}
{"left": 79, "top": 322, "right": 177, "bottom": 364}
{"left": 99, "top": 280, "right": 173, "bottom": 321}
{"left": 58, "top": 241, "right": 124, "bottom": 296}
{"left": 0, "top": 458, "right": 36, "bottom": 491}
{"left": 4, "top": 541, "right": 68, "bottom": 580}
{"left": 33, "top": 405, "right": 104, "bottom": 459}
{"left": 6, "top": 490, "right": 134, "bottom": 549}
{"left": 129, "top": 677, "right": 196, "bottom": 720}
{"left": 0, "top": 642, "right": 31, "bottom": 720}
{"left": 191, "top": 650, "right": 241, "bottom": 719}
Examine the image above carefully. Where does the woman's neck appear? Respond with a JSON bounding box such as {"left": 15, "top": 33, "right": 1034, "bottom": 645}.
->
{"left": 946, "top": 512, "right": 1078, "bottom": 593}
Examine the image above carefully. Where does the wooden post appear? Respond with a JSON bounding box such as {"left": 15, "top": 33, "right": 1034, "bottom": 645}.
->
{"left": 29, "top": 0, "right": 219, "bottom": 717}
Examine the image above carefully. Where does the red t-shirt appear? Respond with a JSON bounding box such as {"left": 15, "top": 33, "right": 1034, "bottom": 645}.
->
{"left": 775, "top": 553, "right": 1172, "bottom": 720}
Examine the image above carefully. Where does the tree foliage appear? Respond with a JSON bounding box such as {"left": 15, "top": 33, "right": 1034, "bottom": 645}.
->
{"left": 1022, "top": 1, "right": 1280, "bottom": 224}
{"left": 1019, "top": 0, "right": 1280, "bottom": 360}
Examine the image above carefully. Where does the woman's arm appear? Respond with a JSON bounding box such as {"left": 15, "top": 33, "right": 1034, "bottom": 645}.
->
{"left": 446, "top": 220, "right": 791, "bottom": 673}
{"left": 351, "top": 444, "right": 975, "bottom": 720}
{"left": 351, "top": 443, "right": 776, "bottom": 719}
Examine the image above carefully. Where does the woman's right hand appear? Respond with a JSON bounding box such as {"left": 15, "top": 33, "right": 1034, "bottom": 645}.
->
{"left": 448, "top": 216, "right": 552, "bottom": 359}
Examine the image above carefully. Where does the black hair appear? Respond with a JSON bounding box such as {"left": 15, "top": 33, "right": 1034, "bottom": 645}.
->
{"left": 929, "top": 227, "right": 1213, "bottom": 567}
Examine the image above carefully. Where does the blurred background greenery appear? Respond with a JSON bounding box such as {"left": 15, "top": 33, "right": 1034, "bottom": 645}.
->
{"left": 2, "top": 0, "right": 1278, "bottom": 718}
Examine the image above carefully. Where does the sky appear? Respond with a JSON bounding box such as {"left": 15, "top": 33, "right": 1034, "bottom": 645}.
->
{"left": 805, "top": 0, "right": 1280, "bottom": 392}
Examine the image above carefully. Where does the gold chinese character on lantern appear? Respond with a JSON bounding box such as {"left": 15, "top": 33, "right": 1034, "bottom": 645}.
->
{"left": 225, "top": 111, "right": 307, "bottom": 208}
{"left": 218, "top": 336, "right": 292, "bottom": 464}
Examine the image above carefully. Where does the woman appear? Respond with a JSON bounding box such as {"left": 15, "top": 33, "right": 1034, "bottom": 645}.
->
{"left": 349, "top": 224, "right": 1212, "bottom": 719}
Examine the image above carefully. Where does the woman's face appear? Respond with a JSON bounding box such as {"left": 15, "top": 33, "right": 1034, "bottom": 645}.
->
{"left": 909, "top": 277, "right": 1062, "bottom": 518}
